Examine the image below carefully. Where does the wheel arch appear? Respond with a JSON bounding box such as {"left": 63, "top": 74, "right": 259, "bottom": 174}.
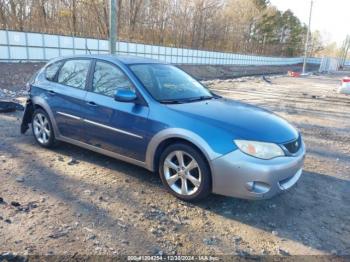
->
{"left": 31, "top": 96, "right": 60, "bottom": 138}
{"left": 33, "top": 103, "right": 45, "bottom": 111}
{"left": 145, "top": 128, "right": 220, "bottom": 173}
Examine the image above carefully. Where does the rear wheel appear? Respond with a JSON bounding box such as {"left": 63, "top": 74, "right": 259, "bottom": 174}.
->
{"left": 32, "top": 109, "right": 55, "bottom": 148}
{"left": 159, "top": 143, "right": 211, "bottom": 201}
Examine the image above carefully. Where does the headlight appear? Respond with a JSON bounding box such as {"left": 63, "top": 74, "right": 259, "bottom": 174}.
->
{"left": 234, "top": 140, "right": 285, "bottom": 160}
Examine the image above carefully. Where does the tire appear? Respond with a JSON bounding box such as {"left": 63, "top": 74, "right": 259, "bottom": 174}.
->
{"left": 31, "top": 108, "right": 56, "bottom": 148}
{"left": 159, "top": 143, "right": 211, "bottom": 201}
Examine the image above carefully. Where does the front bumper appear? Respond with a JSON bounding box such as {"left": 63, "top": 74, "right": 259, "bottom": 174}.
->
{"left": 210, "top": 142, "right": 305, "bottom": 200}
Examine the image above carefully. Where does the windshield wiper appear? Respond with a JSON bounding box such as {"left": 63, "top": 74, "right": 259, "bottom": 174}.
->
{"left": 160, "top": 96, "right": 215, "bottom": 104}
{"left": 184, "top": 96, "right": 215, "bottom": 102}
{"left": 159, "top": 99, "right": 186, "bottom": 104}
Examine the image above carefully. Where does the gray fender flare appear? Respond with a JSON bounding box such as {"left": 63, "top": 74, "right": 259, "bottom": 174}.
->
{"left": 145, "top": 128, "right": 221, "bottom": 172}
{"left": 31, "top": 96, "right": 60, "bottom": 138}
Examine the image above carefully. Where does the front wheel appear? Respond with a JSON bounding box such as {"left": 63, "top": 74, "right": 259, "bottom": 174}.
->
{"left": 159, "top": 143, "right": 211, "bottom": 201}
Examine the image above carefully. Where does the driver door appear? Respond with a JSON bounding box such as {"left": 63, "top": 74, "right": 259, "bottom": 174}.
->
{"left": 83, "top": 60, "right": 150, "bottom": 162}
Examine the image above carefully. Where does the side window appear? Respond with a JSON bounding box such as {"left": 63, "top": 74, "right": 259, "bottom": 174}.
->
{"left": 45, "top": 61, "right": 63, "bottom": 81}
{"left": 92, "top": 61, "right": 135, "bottom": 97}
{"left": 57, "top": 59, "right": 90, "bottom": 89}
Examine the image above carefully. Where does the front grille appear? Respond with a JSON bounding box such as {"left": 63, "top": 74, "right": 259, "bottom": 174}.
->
{"left": 283, "top": 136, "right": 301, "bottom": 154}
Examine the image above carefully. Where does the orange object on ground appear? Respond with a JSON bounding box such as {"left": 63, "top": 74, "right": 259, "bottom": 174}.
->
{"left": 288, "top": 71, "right": 301, "bottom": 77}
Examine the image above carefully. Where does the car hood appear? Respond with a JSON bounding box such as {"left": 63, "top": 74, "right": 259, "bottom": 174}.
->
{"left": 166, "top": 98, "right": 298, "bottom": 144}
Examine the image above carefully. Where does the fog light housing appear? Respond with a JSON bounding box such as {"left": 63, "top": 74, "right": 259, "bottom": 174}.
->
{"left": 245, "top": 181, "right": 270, "bottom": 194}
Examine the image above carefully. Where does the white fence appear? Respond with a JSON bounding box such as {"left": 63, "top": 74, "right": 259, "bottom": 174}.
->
{"left": 0, "top": 29, "right": 344, "bottom": 66}
{"left": 319, "top": 58, "right": 341, "bottom": 72}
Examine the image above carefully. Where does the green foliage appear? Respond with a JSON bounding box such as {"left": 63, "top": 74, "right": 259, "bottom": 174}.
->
{"left": 252, "top": 6, "right": 308, "bottom": 56}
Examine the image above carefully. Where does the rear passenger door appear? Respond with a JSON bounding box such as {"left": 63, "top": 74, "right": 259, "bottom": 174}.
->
{"left": 48, "top": 59, "right": 91, "bottom": 141}
{"left": 83, "top": 60, "right": 150, "bottom": 161}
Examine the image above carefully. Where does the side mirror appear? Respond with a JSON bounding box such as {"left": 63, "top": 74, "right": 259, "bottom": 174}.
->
{"left": 114, "top": 89, "right": 137, "bottom": 102}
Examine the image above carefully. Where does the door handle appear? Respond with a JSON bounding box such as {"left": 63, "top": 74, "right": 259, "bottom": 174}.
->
{"left": 48, "top": 90, "right": 55, "bottom": 95}
{"left": 87, "top": 101, "right": 97, "bottom": 107}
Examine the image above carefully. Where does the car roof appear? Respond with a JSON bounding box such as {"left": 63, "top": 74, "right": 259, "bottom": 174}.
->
{"left": 53, "top": 54, "right": 163, "bottom": 65}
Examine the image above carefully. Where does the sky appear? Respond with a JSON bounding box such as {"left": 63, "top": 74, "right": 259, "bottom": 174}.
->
{"left": 269, "top": 0, "right": 349, "bottom": 46}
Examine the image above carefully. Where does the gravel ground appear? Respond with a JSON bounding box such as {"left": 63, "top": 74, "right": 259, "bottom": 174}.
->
{"left": 0, "top": 63, "right": 44, "bottom": 92}
{"left": 0, "top": 72, "right": 350, "bottom": 259}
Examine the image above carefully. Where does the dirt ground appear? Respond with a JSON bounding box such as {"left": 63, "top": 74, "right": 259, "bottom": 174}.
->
{"left": 0, "top": 72, "right": 350, "bottom": 259}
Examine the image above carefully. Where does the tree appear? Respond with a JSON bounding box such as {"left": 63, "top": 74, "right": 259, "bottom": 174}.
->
{"left": 0, "top": 0, "right": 322, "bottom": 57}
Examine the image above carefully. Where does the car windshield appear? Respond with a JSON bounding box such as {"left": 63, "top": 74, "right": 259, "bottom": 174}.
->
{"left": 129, "top": 64, "right": 213, "bottom": 103}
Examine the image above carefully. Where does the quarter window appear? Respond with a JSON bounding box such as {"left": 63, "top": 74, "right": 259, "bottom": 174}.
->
{"left": 58, "top": 59, "right": 90, "bottom": 89}
{"left": 45, "top": 61, "right": 63, "bottom": 81}
{"left": 92, "top": 61, "right": 134, "bottom": 97}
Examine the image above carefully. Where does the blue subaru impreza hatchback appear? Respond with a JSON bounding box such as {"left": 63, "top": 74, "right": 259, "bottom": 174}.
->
{"left": 21, "top": 55, "right": 305, "bottom": 201}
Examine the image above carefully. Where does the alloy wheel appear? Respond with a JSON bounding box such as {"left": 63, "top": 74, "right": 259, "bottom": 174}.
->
{"left": 33, "top": 113, "right": 51, "bottom": 145}
{"left": 163, "top": 150, "right": 202, "bottom": 196}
